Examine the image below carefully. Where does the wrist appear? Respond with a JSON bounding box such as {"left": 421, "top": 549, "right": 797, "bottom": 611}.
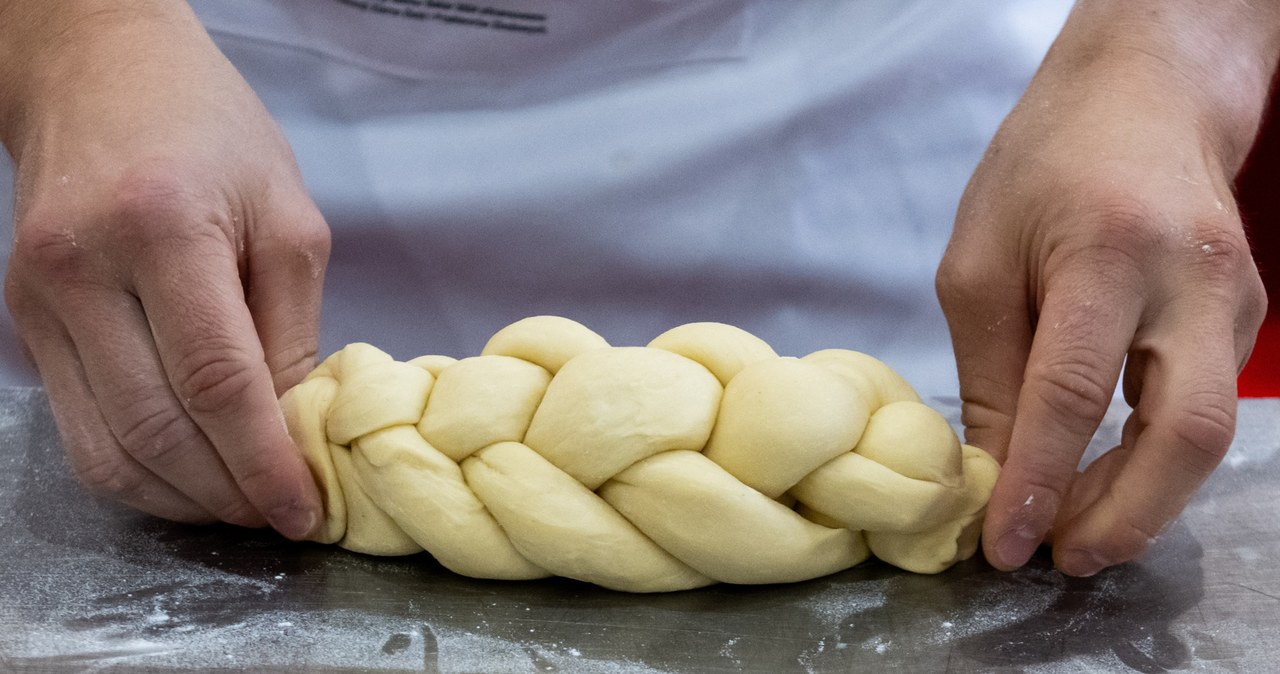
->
{"left": 0, "top": 1, "right": 204, "bottom": 158}
{"left": 1038, "top": 0, "right": 1280, "bottom": 172}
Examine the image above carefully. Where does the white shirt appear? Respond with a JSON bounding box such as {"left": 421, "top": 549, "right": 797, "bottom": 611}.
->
{"left": 0, "top": 0, "right": 1073, "bottom": 394}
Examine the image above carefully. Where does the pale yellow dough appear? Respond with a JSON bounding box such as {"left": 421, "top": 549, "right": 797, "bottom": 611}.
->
{"left": 280, "top": 316, "right": 1000, "bottom": 592}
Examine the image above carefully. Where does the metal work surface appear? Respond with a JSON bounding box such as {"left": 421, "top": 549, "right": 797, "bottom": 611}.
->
{"left": 0, "top": 387, "right": 1276, "bottom": 673}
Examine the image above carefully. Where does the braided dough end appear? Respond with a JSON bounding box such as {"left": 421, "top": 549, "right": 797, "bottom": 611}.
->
{"left": 866, "top": 446, "right": 999, "bottom": 573}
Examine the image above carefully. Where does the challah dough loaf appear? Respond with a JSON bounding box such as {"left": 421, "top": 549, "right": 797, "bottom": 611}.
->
{"left": 280, "top": 316, "right": 999, "bottom": 592}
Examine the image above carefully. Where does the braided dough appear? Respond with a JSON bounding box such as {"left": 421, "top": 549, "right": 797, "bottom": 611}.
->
{"left": 281, "top": 316, "right": 999, "bottom": 592}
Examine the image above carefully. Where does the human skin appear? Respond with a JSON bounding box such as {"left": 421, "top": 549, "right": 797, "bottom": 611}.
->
{"left": 4, "top": 0, "right": 1273, "bottom": 574}
{"left": 0, "top": 0, "right": 328, "bottom": 538}
{"left": 937, "top": 0, "right": 1279, "bottom": 576}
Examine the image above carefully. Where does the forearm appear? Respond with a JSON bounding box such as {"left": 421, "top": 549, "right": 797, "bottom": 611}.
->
{"left": 1033, "top": 0, "right": 1280, "bottom": 172}
{"left": 0, "top": 0, "right": 207, "bottom": 156}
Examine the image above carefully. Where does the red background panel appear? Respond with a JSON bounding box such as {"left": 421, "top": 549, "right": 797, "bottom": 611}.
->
{"left": 1237, "top": 70, "right": 1280, "bottom": 398}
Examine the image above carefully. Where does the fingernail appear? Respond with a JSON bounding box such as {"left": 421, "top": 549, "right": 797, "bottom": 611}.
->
{"left": 269, "top": 503, "right": 317, "bottom": 540}
{"left": 1058, "top": 548, "right": 1109, "bottom": 578}
{"left": 993, "top": 525, "right": 1042, "bottom": 570}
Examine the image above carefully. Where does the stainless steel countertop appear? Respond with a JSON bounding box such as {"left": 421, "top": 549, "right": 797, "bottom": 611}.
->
{"left": 0, "top": 388, "right": 1276, "bottom": 673}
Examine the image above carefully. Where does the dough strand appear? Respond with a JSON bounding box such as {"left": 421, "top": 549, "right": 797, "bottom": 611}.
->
{"left": 281, "top": 316, "right": 1000, "bottom": 592}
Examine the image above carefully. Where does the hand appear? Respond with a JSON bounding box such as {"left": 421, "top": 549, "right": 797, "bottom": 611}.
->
{"left": 1, "top": 2, "right": 329, "bottom": 537}
{"left": 936, "top": 0, "right": 1279, "bottom": 576}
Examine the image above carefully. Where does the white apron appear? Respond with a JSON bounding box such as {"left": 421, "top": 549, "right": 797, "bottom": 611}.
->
{"left": 0, "top": 0, "right": 1073, "bottom": 394}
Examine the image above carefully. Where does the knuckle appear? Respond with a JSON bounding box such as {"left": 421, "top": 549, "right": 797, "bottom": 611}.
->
{"left": 1026, "top": 353, "right": 1115, "bottom": 428}
{"left": 116, "top": 403, "right": 200, "bottom": 468}
{"left": 296, "top": 208, "right": 333, "bottom": 262}
{"left": 108, "top": 164, "right": 239, "bottom": 259}
{"left": 270, "top": 341, "right": 320, "bottom": 394}
{"left": 171, "top": 342, "right": 260, "bottom": 418}
{"left": 71, "top": 447, "right": 148, "bottom": 502}
{"left": 8, "top": 217, "right": 98, "bottom": 285}
{"left": 1166, "top": 395, "right": 1235, "bottom": 477}
{"left": 110, "top": 162, "right": 204, "bottom": 226}
{"left": 959, "top": 393, "right": 1016, "bottom": 438}
{"left": 933, "top": 249, "right": 967, "bottom": 296}
{"left": 933, "top": 261, "right": 972, "bottom": 311}
{"left": 3, "top": 272, "right": 45, "bottom": 327}
{"left": 100, "top": 400, "right": 265, "bottom": 527}
{"left": 11, "top": 164, "right": 229, "bottom": 279}
{"left": 260, "top": 207, "right": 332, "bottom": 277}
{"left": 1243, "top": 273, "right": 1268, "bottom": 328}
{"left": 935, "top": 243, "right": 998, "bottom": 305}
{"left": 1083, "top": 193, "right": 1155, "bottom": 232}
{"left": 1053, "top": 196, "right": 1158, "bottom": 279}
{"left": 1078, "top": 193, "right": 1159, "bottom": 247}
{"left": 1183, "top": 218, "right": 1251, "bottom": 282}
{"left": 934, "top": 259, "right": 1020, "bottom": 325}
{"left": 1065, "top": 193, "right": 1253, "bottom": 284}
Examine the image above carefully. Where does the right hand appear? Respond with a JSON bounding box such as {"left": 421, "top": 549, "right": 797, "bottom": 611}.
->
{"left": 1, "top": 2, "right": 329, "bottom": 537}
{"left": 936, "top": 0, "right": 1280, "bottom": 575}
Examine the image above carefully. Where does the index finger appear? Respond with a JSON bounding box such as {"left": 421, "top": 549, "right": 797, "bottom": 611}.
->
{"left": 982, "top": 261, "right": 1143, "bottom": 571}
{"left": 136, "top": 227, "right": 321, "bottom": 539}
